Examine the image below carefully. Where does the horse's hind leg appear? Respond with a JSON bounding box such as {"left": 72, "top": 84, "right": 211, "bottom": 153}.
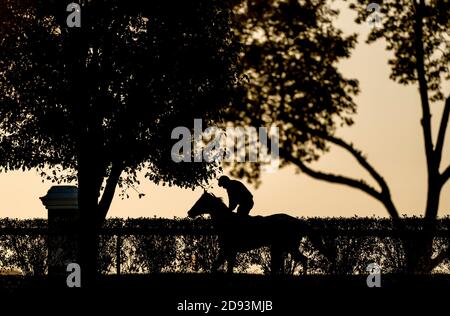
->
{"left": 290, "top": 248, "right": 308, "bottom": 275}
{"left": 213, "top": 250, "right": 226, "bottom": 272}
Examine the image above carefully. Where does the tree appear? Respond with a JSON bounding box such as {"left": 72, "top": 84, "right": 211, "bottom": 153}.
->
{"left": 0, "top": 0, "right": 240, "bottom": 281}
{"left": 346, "top": 0, "right": 450, "bottom": 272}
{"left": 226, "top": 0, "right": 359, "bottom": 185}
{"left": 228, "top": 0, "right": 450, "bottom": 272}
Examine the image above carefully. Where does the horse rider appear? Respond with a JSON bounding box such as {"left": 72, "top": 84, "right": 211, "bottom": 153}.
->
{"left": 217, "top": 175, "right": 254, "bottom": 216}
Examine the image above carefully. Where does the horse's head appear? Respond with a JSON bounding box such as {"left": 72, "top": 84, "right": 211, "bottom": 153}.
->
{"left": 187, "top": 191, "right": 221, "bottom": 218}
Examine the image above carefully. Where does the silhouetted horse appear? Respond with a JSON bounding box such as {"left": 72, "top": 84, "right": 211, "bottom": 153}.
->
{"left": 187, "top": 191, "right": 310, "bottom": 275}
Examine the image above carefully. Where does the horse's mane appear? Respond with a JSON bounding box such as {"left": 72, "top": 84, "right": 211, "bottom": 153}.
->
{"left": 212, "top": 195, "right": 226, "bottom": 206}
{"left": 207, "top": 193, "right": 228, "bottom": 210}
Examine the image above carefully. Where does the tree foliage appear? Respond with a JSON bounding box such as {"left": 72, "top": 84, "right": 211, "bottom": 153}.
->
{"left": 351, "top": 0, "right": 449, "bottom": 101}
{"left": 0, "top": 0, "right": 240, "bottom": 191}
{"left": 226, "top": 0, "right": 359, "bottom": 183}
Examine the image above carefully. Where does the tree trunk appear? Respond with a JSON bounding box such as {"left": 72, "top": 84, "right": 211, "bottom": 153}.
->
{"left": 78, "top": 136, "right": 104, "bottom": 287}
{"left": 403, "top": 183, "right": 441, "bottom": 273}
{"left": 78, "top": 151, "right": 122, "bottom": 287}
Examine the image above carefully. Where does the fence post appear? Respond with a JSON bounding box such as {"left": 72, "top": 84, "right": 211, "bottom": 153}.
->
{"left": 116, "top": 233, "right": 121, "bottom": 275}
{"left": 40, "top": 185, "right": 79, "bottom": 279}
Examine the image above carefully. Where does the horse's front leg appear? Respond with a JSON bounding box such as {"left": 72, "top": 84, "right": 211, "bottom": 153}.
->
{"left": 212, "top": 249, "right": 226, "bottom": 273}
{"left": 226, "top": 253, "right": 236, "bottom": 274}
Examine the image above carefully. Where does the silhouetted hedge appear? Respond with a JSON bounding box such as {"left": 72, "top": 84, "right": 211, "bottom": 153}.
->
{"left": 0, "top": 219, "right": 47, "bottom": 275}
{"left": 1, "top": 217, "right": 449, "bottom": 275}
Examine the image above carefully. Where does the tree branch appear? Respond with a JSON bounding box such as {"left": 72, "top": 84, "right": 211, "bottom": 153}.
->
{"left": 442, "top": 165, "right": 450, "bottom": 186}
{"left": 280, "top": 148, "right": 396, "bottom": 210}
{"left": 280, "top": 141, "right": 400, "bottom": 220}
{"left": 435, "top": 96, "right": 450, "bottom": 165}
{"left": 414, "top": 0, "right": 435, "bottom": 171}
{"left": 307, "top": 129, "right": 392, "bottom": 196}
{"left": 97, "top": 162, "right": 123, "bottom": 225}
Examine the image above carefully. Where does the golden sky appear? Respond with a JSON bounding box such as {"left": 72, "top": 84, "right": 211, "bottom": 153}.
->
{"left": 0, "top": 2, "right": 449, "bottom": 219}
